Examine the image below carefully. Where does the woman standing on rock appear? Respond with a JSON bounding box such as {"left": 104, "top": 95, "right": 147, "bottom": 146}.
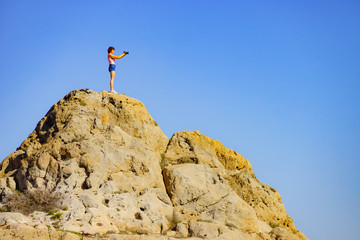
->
{"left": 107, "top": 46, "right": 128, "bottom": 93}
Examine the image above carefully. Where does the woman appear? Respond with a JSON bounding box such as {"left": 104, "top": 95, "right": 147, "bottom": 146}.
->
{"left": 107, "top": 46, "right": 128, "bottom": 93}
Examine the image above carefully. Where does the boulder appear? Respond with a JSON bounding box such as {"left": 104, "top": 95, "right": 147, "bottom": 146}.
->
{"left": 163, "top": 130, "right": 307, "bottom": 239}
{"left": 163, "top": 164, "right": 266, "bottom": 234}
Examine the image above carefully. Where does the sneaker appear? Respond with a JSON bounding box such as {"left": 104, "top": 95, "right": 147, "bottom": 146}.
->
{"left": 110, "top": 90, "right": 117, "bottom": 94}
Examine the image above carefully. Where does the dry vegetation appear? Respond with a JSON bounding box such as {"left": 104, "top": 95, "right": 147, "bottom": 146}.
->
{"left": 1, "top": 189, "right": 61, "bottom": 215}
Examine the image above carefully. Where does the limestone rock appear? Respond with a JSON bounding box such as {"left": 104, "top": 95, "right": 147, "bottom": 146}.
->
{"left": 163, "top": 164, "right": 267, "bottom": 234}
{"left": 107, "top": 188, "right": 173, "bottom": 233}
{"left": 270, "top": 227, "right": 302, "bottom": 240}
{"left": 163, "top": 130, "right": 253, "bottom": 172}
{"left": 163, "top": 130, "right": 307, "bottom": 239}
{"left": 0, "top": 89, "right": 309, "bottom": 240}
{"left": 0, "top": 89, "right": 168, "bottom": 193}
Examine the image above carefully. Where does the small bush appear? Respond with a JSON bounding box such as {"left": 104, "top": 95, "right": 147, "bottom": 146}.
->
{"left": 133, "top": 229, "right": 148, "bottom": 235}
{"left": 52, "top": 212, "right": 63, "bottom": 220}
{"left": 58, "top": 230, "right": 83, "bottom": 237}
{"left": 48, "top": 210, "right": 56, "bottom": 215}
{"left": 53, "top": 220, "right": 61, "bottom": 229}
{"left": 269, "top": 221, "right": 280, "bottom": 228}
{"left": 177, "top": 156, "right": 198, "bottom": 164}
{"left": 160, "top": 153, "right": 167, "bottom": 169}
{"left": 105, "top": 230, "right": 116, "bottom": 235}
{"left": 163, "top": 215, "right": 181, "bottom": 234}
{"left": 2, "top": 189, "right": 61, "bottom": 215}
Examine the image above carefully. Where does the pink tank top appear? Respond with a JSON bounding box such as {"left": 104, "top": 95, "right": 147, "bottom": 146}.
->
{"left": 108, "top": 55, "right": 115, "bottom": 65}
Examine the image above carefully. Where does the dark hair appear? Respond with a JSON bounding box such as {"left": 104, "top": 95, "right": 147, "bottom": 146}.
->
{"left": 107, "top": 46, "right": 115, "bottom": 54}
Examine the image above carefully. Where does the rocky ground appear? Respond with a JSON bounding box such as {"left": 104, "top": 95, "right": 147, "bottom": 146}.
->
{"left": 0, "top": 89, "right": 309, "bottom": 240}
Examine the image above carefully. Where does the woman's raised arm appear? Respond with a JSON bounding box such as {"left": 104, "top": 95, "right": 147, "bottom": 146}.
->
{"left": 108, "top": 53, "right": 126, "bottom": 59}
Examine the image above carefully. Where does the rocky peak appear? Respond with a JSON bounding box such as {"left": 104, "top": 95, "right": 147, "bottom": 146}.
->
{"left": 0, "top": 89, "right": 309, "bottom": 240}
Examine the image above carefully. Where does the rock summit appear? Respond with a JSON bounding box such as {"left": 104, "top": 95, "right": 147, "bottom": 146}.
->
{"left": 0, "top": 89, "right": 309, "bottom": 240}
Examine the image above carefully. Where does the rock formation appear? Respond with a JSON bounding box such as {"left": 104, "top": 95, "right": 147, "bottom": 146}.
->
{"left": 0, "top": 89, "right": 309, "bottom": 240}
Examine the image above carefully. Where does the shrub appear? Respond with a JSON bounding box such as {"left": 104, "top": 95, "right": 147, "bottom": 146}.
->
{"left": 163, "top": 215, "right": 181, "bottom": 234}
{"left": 160, "top": 153, "right": 167, "bottom": 169}
{"left": 130, "top": 229, "right": 148, "bottom": 235}
{"left": 2, "top": 189, "right": 61, "bottom": 215}
{"left": 269, "top": 221, "right": 280, "bottom": 228}
{"left": 48, "top": 210, "right": 56, "bottom": 215}
{"left": 177, "top": 156, "right": 198, "bottom": 164}
{"left": 52, "top": 212, "right": 63, "bottom": 220}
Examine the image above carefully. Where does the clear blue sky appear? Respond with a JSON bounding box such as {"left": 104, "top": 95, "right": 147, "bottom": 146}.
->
{"left": 1, "top": 1, "right": 359, "bottom": 239}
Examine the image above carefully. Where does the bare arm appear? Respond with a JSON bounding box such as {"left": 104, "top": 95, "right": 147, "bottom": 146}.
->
{"left": 108, "top": 53, "right": 126, "bottom": 59}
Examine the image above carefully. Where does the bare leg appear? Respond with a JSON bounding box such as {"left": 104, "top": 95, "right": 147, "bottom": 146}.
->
{"left": 110, "top": 71, "right": 115, "bottom": 92}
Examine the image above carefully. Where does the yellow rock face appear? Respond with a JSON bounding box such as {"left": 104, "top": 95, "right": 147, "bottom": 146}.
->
{"left": 164, "top": 130, "right": 253, "bottom": 172}
{"left": 163, "top": 130, "right": 308, "bottom": 240}
{"left": 0, "top": 89, "right": 309, "bottom": 240}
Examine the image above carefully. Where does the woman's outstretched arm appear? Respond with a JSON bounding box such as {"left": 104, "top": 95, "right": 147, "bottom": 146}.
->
{"left": 108, "top": 52, "right": 126, "bottom": 59}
